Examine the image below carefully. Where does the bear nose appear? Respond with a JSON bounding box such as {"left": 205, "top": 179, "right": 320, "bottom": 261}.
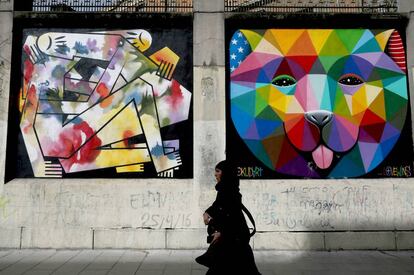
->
{"left": 305, "top": 110, "right": 333, "bottom": 128}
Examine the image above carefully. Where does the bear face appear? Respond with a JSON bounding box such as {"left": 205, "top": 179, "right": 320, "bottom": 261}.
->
{"left": 230, "top": 29, "right": 408, "bottom": 178}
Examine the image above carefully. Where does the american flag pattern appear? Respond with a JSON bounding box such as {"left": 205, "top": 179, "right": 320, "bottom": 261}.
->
{"left": 388, "top": 30, "right": 406, "bottom": 73}
{"left": 229, "top": 31, "right": 252, "bottom": 73}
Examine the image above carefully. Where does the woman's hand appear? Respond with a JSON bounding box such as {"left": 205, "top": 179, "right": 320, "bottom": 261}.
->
{"left": 211, "top": 231, "right": 221, "bottom": 244}
{"left": 203, "top": 212, "right": 212, "bottom": 225}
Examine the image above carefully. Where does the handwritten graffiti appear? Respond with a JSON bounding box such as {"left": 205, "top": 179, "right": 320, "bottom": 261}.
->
{"left": 140, "top": 213, "right": 192, "bottom": 228}
{"left": 130, "top": 190, "right": 192, "bottom": 209}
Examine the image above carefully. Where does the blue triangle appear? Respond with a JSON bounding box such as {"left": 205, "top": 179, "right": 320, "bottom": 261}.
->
{"left": 352, "top": 30, "right": 375, "bottom": 53}
{"left": 231, "top": 82, "right": 255, "bottom": 99}
{"left": 379, "top": 132, "right": 399, "bottom": 157}
{"left": 342, "top": 56, "right": 363, "bottom": 78}
{"left": 231, "top": 105, "right": 254, "bottom": 138}
{"left": 382, "top": 76, "right": 408, "bottom": 99}
{"left": 380, "top": 123, "right": 400, "bottom": 142}
{"left": 353, "top": 38, "right": 382, "bottom": 54}
{"left": 255, "top": 118, "right": 283, "bottom": 139}
{"left": 257, "top": 69, "right": 272, "bottom": 83}
{"left": 368, "top": 145, "right": 384, "bottom": 172}
{"left": 276, "top": 85, "right": 296, "bottom": 95}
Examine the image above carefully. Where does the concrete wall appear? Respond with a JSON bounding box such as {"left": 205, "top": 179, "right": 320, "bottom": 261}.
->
{"left": 0, "top": 0, "right": 414, "bottom": 250}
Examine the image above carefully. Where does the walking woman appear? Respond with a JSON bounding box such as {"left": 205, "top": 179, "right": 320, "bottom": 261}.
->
{"left": 196, "top": 160, "right": 261, "bottom": 274}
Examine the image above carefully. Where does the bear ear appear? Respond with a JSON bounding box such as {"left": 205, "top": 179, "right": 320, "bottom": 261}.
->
{"left": 239, "top": 29, "right": 263, "bottom": 50}
{"left": 376, "top": 29, "right": 407, "bottom": 73}
{"left": 229, "top": 30, "right": 255, "bottom": 72}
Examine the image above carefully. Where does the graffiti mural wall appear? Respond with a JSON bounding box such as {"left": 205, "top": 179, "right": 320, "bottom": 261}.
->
{"left": 12, "top": 28, "right": 192, "bottom": 179}
{"left": 227, "top": 28, "right": 413, "bottom": 179}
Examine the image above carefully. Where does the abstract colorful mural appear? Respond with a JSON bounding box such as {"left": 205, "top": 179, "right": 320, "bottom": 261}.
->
{"left": 16, "top": 29, "right": 192, "bottom": 178}
{"left": 228, "top": 29, "right": 413, "bottom": 178}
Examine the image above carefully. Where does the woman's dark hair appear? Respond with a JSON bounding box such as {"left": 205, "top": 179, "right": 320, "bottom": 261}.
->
{"left": 215, "top": 160, "right": 239, "bottom": 189}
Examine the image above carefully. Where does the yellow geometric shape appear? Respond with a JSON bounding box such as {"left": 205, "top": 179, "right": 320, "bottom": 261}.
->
{"left": 240, "top": 29, "right": 263, "bottom": 50}
{"left": 307, "top": 29, "right": 333, "bottom": 54}
{"left": 353, "top": 85, "right": 367, "bottom": 106}
{"left": 269, "top": 89, "right": 303, "bottom": 120}
{"left": 262, "top": 29, "right": 282, "bottom": 53}
{"left": 116, "top": 163, "right": 144, "bottom": 173}
{"left": 268, "top": 89, "right": 291, "bottom": 120}
{"left": 267, "top": 30, "right": 305, "bottom": 55}
{"left": 97, "top": 103, "right": 142, "bottom": 147}
{"left": 18, "top": 88, "right": 25, "bottom": 113}
{"left": 149, "top": 47, "right": 180, "bottom": 80}
{"left": 352, "top": 98, "right": 367, "bottom": 120}
{"left": 375, "top": 29, "right": 394, "bottom": 51}
{"left": 368, "top": 92, "right": 386, "bottom": 120}
{"left": 96, "top": 149, "right": 150, "bottom": 169}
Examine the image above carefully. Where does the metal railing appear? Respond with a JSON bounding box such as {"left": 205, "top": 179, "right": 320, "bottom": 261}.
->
{"left": 225, "top": 0, "right": 398, "bottom": 13}
{"left": 32, "top": 0, "right": 193, "bottom": 12}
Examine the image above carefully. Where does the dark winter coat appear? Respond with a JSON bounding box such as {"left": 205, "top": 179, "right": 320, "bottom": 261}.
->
{"left": 205, "top": 182, "right": 250, "bottom": 243}
{"left": 202, "top": 161, "right": 261, "bottom": 275}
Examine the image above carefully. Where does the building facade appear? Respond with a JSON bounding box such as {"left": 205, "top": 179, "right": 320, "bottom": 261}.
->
{"left": 0, "top": 0, "right": 413, "bottom": 250}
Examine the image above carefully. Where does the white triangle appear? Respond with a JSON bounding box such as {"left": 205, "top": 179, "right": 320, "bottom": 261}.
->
{"left": 365, "top": 84, "right": 382, "bottom": 106}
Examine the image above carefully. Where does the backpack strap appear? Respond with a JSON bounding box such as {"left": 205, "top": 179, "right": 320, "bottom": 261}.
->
{"left": 241, "top": 203, "right": 256, "bottom": 237}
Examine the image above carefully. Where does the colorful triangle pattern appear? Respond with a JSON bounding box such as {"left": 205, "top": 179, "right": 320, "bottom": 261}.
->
{"left": 230, "top": 29, "right": 409, "bottom": 178}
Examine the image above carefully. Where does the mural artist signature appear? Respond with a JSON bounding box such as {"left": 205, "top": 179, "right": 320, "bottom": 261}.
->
{"left": 378, "top": 165, "right": 412, "bottom": 177}
{"left": 237, "top": 166, "right": 263, "bottom": 178}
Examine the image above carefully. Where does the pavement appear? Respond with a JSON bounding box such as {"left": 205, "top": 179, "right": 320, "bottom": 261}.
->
{"left": 0, "top": 249, "right": 413, "bottom": 275}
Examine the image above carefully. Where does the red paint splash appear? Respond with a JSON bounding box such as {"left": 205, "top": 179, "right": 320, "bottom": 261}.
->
{"left": 168, "top": 80, "right": 184, "bottom": 110}
{"left": 46, "top": 121, "right": 102, "bottom": 172}
{"left": 96, "top": 83, "right": 110, "bottom": 98}
{"left": 123, "top": 130, "right": 135, "bottom": 147}
{"left": 96, "top": 82, "right": 113, "bottom": 108}
{"left": 23, "top": 59, "right": 34, "bottom": 83}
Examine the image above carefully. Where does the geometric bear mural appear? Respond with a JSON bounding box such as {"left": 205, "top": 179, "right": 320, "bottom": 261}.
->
{"left": 15, "top": 29, "right": 192, "bottom": 178}
{"left": 229, "top": 29, "right": 413, "bottom": 178}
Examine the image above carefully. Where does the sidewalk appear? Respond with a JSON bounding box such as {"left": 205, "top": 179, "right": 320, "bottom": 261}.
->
{"left": 0, "top": 249, "right": 413, "bottom": 275}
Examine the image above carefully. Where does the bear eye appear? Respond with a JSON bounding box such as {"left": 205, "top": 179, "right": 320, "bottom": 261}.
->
{"left": 272, "top": 75, "right": 296, "bottom": 87}
{"left": 339, "top": 74, "right": 364, "bottom": 85}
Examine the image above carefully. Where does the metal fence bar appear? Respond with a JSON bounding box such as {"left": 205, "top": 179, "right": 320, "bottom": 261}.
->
{"left": 224, "top": 0, "right": 398, "bottom": 13}
{"left": 31, "top": 0, "right": 396, "bottom": 13}
{"left": 32, "top": 0, "right": 193, "bottom": 12}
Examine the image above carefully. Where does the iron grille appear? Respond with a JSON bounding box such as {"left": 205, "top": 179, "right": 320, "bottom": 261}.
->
{"left": 32, "top": 0, "right": 193, "bottom": 12}
{"left": 225, "top": 0, "right": 398, "bottom": 13}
